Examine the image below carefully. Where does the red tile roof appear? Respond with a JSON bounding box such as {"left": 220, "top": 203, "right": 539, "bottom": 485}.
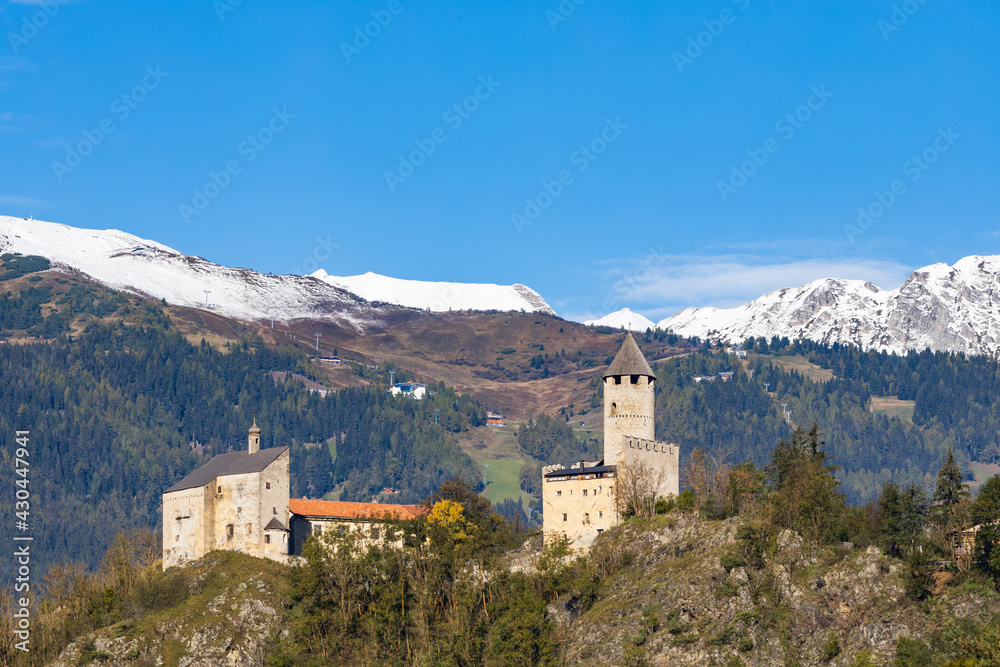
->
{"left": 290, "top": 498, "right": 428, "bottom": 520}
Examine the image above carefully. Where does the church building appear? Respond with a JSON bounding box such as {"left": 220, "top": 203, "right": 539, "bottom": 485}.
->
{"left": 542, "top": 333, "right": 680, "bottom": 549}
{"left": 162, "top": 419, "right": 291, "bottom": 568}
{"left": 162, "top": 419, "right": 428, "bottom": 569}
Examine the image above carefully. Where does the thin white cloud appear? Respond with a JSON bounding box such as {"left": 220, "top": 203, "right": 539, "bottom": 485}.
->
{"left": 0, "top": 110, "right": 35, "bottom": 132}
{"left": 0, "top": 194, "right": 51, "bottom": 209}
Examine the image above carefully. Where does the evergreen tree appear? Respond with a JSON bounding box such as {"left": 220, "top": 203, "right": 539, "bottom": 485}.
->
{"left": 765, "top": 424, "right": 846, "bottom": 551}
{"left": 932, "top": 448, "right": 970, "bottom": 525}
{"left": 878, "top": 481, "right": 928, "bottom": 558}
{"left": 970, "top": 475, "right": 1000, "bottom": 527}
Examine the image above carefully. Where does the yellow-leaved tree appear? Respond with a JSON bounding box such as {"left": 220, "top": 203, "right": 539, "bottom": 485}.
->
{"left": 427, "top": 499, "right": 471, "bottom": 543}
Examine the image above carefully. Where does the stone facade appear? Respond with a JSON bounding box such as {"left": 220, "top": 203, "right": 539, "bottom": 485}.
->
{"left": 621, "top": 436, "right": 680, "bottom": 500}
{"left": 162, "top": 422, "right": 290, "bottom": 569}
{"left": 541, "top": 462, "right": 616, "bottom": 546}
{"left": 603, "top": 374, "right": 656, "bottom": 463}
{"left": 543, "top": 333, "right": 680, "bottom": 550}
{"left": 162, "top": 443, "right": 426, "bottom": 569}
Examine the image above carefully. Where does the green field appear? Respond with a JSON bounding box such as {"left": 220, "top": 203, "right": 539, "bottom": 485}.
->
{"left": 870, "top": 396, "right": 915, "bottom": 423}
{"left": 475, "top": 457, "right": 530, "bottom": 507}
{"left": 970, "top": 461, "right": 1000, "bottom": 492}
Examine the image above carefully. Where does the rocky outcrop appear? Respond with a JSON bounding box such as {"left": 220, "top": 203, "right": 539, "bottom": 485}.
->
{"left": 560, "top": 514, "right": 1000, "bottom": 666}
{"left": 47, "top": 553, "right": 288, "bottom": 667}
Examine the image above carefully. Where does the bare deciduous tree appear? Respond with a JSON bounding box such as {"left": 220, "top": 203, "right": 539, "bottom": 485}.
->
{"left": 614, "top": 456, "right": 666, "bottom": 519}
{"left": 682, "top": 448, "right": 732, "bottom": 517}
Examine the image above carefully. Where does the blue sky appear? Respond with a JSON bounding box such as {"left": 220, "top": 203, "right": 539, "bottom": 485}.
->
{"left": 2, "top": 0, "right": 998, "bottom": 322}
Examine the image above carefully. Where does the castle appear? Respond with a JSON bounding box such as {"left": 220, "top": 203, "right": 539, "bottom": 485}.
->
{"left": 542, "top": 332, "right": 679, "bottom": 549}
{"left": 161, "top": 419, "right": 425, "bottom": 569}
{"left": 162, "top": 332, "right": 674, "bottom": 566}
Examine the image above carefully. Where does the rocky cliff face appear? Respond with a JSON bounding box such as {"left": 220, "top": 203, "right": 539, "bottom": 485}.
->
{"left": 657, "top": 256, "right": 1000, "bottom": 357}
{"left": 555, "top": 515, "right": 999, "bottom": 666}
{"left": 47, "top": 552, "right": 288, "bottom": 667}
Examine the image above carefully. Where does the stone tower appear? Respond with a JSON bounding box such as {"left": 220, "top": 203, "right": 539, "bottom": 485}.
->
{"left": 248, "top": 417, "right": 261, "bottom": 454}
{"left": 602, "top": 332, "right": 656, "bottom": 463}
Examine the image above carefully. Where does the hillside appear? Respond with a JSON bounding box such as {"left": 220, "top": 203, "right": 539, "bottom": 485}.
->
{"left": 559, "top": 515, "right": 1000, "bottom": 666}
{"left": 40, "top": 552, "right": 290, "bottom": 666}
{"left": 18, "top": 514, "right": 1000, "bottom": 666}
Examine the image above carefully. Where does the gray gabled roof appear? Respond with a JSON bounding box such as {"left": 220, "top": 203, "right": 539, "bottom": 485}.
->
{"left": 603, "top": 332, "right": 656, "bottom": 379}
{"left": 264, "top": 517, "right": 288, "bottom": 531}
{"left": 164, "top": 446, "right": 288, "bottom": 494}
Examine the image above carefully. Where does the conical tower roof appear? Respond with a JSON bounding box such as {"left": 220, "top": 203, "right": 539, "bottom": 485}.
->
{"left": 602, "top": 332, "right": 656, "bottom": 379}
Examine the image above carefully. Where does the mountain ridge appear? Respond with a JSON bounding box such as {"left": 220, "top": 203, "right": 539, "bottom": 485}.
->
{"left": 594, "top": 256, "right": 1000, "bottom": 357}
{"left": 0, "top": 216, "right": 555, "bottom": 327}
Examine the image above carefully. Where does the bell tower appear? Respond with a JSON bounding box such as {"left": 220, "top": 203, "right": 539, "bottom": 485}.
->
{"left": 248, "top": 417, "right": 261, "bottom": 454}
{"left": 602, "top": 332, "right": 656, "bottom": 464}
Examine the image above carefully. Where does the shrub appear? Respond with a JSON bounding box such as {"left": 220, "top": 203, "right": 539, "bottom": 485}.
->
{"left": 706, "top": 625, "right": 735, "bottom": 646}
{"left": 713, "top": 579, "right": 739, "bottom": 598}
{"left": 823, "top": 631, "right": 841, "bottom": 661}
{"left": 655, "top": 496, "right": 675, "bottom": 514}
{"left": 663, "top": 609, "right": 692, "bottom": 636}
{"left": 677, "top": 489, "right": 697, "bottom": 511}
{"left": 892, "top": 637, "right": 934, "bottom": 666}
{"left": 738, "top": 636, "right": 754, "bottom": 652}
{"left": 720, "top": 551, "right": 746, "bottom": 573}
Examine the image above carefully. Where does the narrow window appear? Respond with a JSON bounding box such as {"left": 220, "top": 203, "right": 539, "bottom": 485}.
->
{"left": 583, "top": 489, "right": 588, "bottom": 497}
{"left": 266, "top": 481, "right": 271, "bottom": 490}
{"left": 599, "top": 511, "right": 603, "bottom": 518}
{"left": 562, "top": 513, "right": 567, "bottom": 522}
{"left": 247, "top": 523, "right": 252, "bottom": 535}
{"left": 597, "top": 528, "right": 604, "bottom": 534}
{"left": 265, "top": 534, "right": 271, "bottom": 544}
{"left": 226, "top": 524, "right": 234, "bottom": 540}
{"left": 217, "top": 486, "right": 222, "bottom": 494}
{"left": 175, "top": 534, "right": 180, "bottom": 542}
{"left": 569, "top": 490, "right": 572, "bottom": 496}
{"left": 556, "top": 490, "right": 562, "bottom": 497}
{"left": 273, "top": 507, "right": 277, "bottom": 515}
{"left": 583, "top": 513, "right": 590, "bottom": 524}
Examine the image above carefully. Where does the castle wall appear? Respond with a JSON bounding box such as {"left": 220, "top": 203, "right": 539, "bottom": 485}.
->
{"left": 260, "top": 451, "right": 291, "bottom": 531}
{"left": 211, "top": 471, "right": 264, "bottom": 557}
{"left": 621, "top": 436, "right": 680, "bottom": 499}
{"left": 542, "top": 469, "right": 615, "bottom": 550}
{"left": 162, "top": 486, "right": 208, "bottom": 569}
{"left": 603, "top": 375, "right": 655, "bottom": 463}
{"left": 260, "top": 451, "right": 291, "bottom": 561}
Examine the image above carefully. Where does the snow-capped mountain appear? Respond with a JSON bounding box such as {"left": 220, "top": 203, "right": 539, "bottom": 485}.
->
{"left": 310, "top": 269, "right": 555, "bottom": 315}
{"left": 583, "top": 308, "right": 656, "bottom": 332}
{"left": 656, "top": 256, "right": 1000, "bottom": 357}
{"left": 0, "top": 216, "right": 554, "bottom": 326}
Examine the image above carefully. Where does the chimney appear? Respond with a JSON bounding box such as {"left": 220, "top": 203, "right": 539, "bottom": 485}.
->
{"left": 248, "top": 417, "right": 261, "bottom": 454}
